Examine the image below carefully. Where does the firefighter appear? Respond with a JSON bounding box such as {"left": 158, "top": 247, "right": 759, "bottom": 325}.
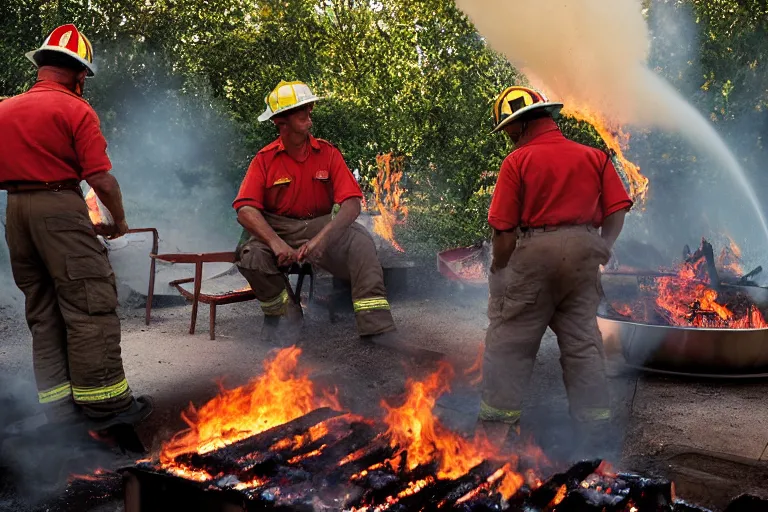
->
{"left": 478, "top": 86, "right": 632, "bottom": 448}
{"left": 0, "top": 25, "right": 152, "bottom": 437}
{"left": 234, "top": 80, "right": 397, "bottom": 346}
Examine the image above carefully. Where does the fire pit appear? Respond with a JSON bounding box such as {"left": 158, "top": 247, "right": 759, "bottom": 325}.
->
{"left": 105, "top": 347, "right": 768, "bottom": 512}
{"left": 599, "top": 238, "right": 768, "bottom": 377}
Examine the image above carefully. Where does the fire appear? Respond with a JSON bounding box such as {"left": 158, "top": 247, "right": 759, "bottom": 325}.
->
{"left": 717, "top": 235, "right": 744, "bottom": 276}
{"left": 371, "top": 153, "right": 408, "bottom": 252}
{"left": 381, "top": 361, "right": 497, "bottom": 480}
{"left": 160, "top": 347, "right": 340, "bottom": 463}
{"left": 612, "top": 248, "right": 768, "bottom": 328}
{"left": 561, "top": 106, "right": 649, "bottom": 205}
{"left": 84, "top": 188, "right": 113, "bottom": 225}
{"left": 464, "top": 344, "right": 484, "bottom": 387}
{"left": 497, "top": 464, "right": 525, "bottom": 499}
{"left": 550, "top": 484, "right": 568, "bottom": 507}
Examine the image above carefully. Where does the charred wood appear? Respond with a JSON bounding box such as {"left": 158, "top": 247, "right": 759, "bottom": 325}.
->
{"left": 556, "top": 487, "right": 629, "bottom": 511}
{"left": 614, "top": 472, "right": 675, "bottom": 510}
{"left": 519, "top": 459, "right": 603, "bottom": 509}
{"left": 723, "top": 494, "right": 768, "bottom": 511}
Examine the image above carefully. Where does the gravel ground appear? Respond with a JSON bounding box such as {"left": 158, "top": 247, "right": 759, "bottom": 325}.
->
{"left": 1, "top": 267, "right": 767, "bottom": 511}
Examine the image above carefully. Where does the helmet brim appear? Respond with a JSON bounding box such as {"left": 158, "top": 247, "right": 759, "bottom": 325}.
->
{"left": 491, "top": 102, "right": 564, "bottom": 134}
{"left": 258, "top": 95, "right": 323, "bottom": 122}
{"left": 26, "top": 47, "right": 96, "bottom": 76}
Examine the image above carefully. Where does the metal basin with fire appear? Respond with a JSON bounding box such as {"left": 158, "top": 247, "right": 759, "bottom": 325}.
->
{"left": 597, "top": 314, "right": 768, "bottom": 376}
{"left": 599, "top": 270, "right": 768, "bottom": 376}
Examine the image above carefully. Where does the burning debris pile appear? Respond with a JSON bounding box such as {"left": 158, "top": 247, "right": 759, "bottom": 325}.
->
{"left": 102, "top": 347, "right": 762, "bottom": 512}
{"left": 605, "top": 238, "right": 768, "bottom": 329}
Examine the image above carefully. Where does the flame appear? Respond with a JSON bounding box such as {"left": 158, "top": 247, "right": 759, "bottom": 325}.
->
{"left": 561, "top": 106, "right": 649, "bottom": 205}
{"left": 464, "top": 344, "right": 484, "bottom": 387}
{"left": 85, "top": 188, "right": 104, "bottom": 225}
{"left": 550, "top": 484, "right": 568, "bottom": 507}
{"left": 160, "top": 347, "right": 340, "bottom": 463}
{"left": 381, "top": 361, "right": 499, "bottom": 480}
{"left": 717, "top": 236, "right": 744, "bottom": 277}
{"left": 612, "top": 247, "right": 768, "bottom": 328}
{"left": 497, "top": 464, "right": 525, "bottom": 500}
{"left": 371, "top": 153, "right": 408, "bottom": 252}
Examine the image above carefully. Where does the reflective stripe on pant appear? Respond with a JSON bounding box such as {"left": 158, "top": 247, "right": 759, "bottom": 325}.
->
{"left": 261, "top": 289, "right": 289, "bottom": 316}
{"left": 236, "top": 213, "right": 395, "bottom": 336}
{"left": 5, "top": 190, "right": 135, "bottom": 419}
{"left": 38, "top": 382, "right": 72, "bottom": 404}
{"left": 479, "top": 401, "right": 521, "bottom": 425}
{"left": 482, "top": 226, "right": 612, "bottom": 423}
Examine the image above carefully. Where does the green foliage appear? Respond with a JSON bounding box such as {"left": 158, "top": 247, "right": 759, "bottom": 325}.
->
{"left": 1, "top": 0, "right": 764, "bottom": 254}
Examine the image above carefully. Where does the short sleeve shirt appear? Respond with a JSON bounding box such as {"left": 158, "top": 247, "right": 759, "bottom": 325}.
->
{"left": 488, "top": 118, "right": 633, "bottom": 231}
{"left": 0, "top": 81, "right": 112, "bottom": 183}
{"left": 233, "top": 136, "right": 363, "bottom": 218}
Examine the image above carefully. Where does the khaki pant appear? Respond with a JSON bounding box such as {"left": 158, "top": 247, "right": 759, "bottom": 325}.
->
{"left": 481, "top": 225, "right": 612, "bottom": 424}
{"left": 4, "top": 190, "right": 133, "bottom": 420}
{"left": 236, "top": 213, "right": 395, "bottom": 336}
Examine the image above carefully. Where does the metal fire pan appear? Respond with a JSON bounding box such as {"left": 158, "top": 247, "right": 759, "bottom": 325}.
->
{"left": 597, "top": 315, "right": 768, "bottom": 377}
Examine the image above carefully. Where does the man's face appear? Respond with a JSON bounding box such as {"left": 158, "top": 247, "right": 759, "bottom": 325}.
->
{"left": 279, "top": 104, "right": 314, "bottom": 136}
{"left": 503, "top": 120, "right": 525, "bottom": 144}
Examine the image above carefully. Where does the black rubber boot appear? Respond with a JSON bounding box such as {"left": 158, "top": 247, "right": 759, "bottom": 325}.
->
{"left": 362, "top": 330, "right": 445, "bottom": 362}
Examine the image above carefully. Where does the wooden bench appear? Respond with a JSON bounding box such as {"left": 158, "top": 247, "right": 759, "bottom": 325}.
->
{"left": 147, "top": 251, "right": 314, "bottom": 340}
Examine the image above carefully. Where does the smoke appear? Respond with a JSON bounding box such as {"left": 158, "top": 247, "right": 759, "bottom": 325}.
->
{"left": 455, "top": 0, "right": 768, "bottom": 262}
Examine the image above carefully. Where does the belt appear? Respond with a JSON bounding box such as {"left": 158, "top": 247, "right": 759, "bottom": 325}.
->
{"left": 518, "top": 224, "right": 595, "bottom": 235}
{"left": 0, "top": 180, "right": 82, "bottom": 194}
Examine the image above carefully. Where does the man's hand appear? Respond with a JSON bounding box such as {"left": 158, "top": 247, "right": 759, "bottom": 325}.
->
{"left": 93, "top": 219, "right": 130, "bottom": 240}
{"left": 490, "top": 259, "right": 507, "bottom": 275}
{"left": 297, "top": 233, "right": 329, "bottom": 264}
{"left": 270, "top": 238, "right": 298, "bottom": 267}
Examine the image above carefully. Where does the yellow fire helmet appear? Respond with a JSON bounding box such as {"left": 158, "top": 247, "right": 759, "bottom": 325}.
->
{"left": 258, "top": 80, "right": 323, "bottom": 122}
{"left": 491, "top": 86, "right": 563, "bottom": 133}
{"left": 26, "top": 24, "right": 96, "bottom": 76}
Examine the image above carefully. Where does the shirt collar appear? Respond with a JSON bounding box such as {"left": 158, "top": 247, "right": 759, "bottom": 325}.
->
{"left": 516, "top": 117, "right": 562, "bottom": 147}
{"left": 274, "top": 135, "right": 321, "bottom": 154}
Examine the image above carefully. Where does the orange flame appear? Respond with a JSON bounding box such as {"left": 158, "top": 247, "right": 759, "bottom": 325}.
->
{"left": 85, "top": 188, "right": 104, "bottom": 225}
{"left": 160, "top": 347, "right": 340, "bottom": 464}
{"left": 381, "top": 361, "right": 498, "bottom": 480}
{"left": 561, "top": 106, "right": 649, "bottom": 205}
{"left": 717, "top": 235, "right": 744, "bottom": 277}
{"left": 371, "top": 153, "right": 408, "bottom": 252}
{"left": 613, "top": 247, "right": 768, "bottom": 328}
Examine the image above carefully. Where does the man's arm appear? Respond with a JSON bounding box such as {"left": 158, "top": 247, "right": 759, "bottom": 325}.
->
{"left": 491, "top": 229, "right": 517, "bottom": 273}
{"left": 85, "top": 172, "right": 128, "bottom": 238}
{"left": 297, "top": 197, "right": 361, "bottom": 263}
{"left": 237, "top": 206, "right": 298, "bottom": 267}
{"left": 601, "top": 208, "right": 628, "bottom": 250}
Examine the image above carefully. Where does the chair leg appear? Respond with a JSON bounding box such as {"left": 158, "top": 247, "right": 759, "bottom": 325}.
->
{"left": 210, "top": 303, "right": 216, "bottom": 341}
{"left": 295, "top": 273, "right": 305, "bottom": 303}
{"left": 190, "top": 261, "right": 203, "bottom": 335}
{"left": 308, "top": 272, "right": 315, "bottom": 303}
{"left": 145, "top": 257, "right": 156, "bottom": 326}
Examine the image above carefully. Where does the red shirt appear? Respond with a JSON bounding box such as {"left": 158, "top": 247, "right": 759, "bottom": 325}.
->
{"left": 0, "top": 79, "right": 112, "bottom": 183}
{"left": 488, "top": 117, "right": 633, "bottom": 231}
{"left": 233, "top": 135, "right": 363, "bottom": 218}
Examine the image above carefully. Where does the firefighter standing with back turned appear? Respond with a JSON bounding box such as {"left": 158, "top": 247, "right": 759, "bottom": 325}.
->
{"left": 234, "top": 80, "right": 410, "bottom": 349}
{"left": 0, "top": 25, "right": 152, "bottom": 442}
{"left": 478, "top": 86, "right": 633, "bottom": 451}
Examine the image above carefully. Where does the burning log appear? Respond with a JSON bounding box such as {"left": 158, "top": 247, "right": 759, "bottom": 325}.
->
{"left": 738, "top": 265, "right": 763, "bottom": 285}
{"left": 510, "top": 459, "right": 603, "bottom": 509}
{"left": 684, "top": 239, "right": 721, "bottom": 293}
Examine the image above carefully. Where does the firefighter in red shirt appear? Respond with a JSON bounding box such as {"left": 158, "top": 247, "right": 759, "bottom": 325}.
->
{"left": 234, "top": 81, "right": 396, "bottom": 344}
{"left": 0, "top": 25, "right": 151, "bottom": 438}
{"left": 478, "top": 86, "right": 632, "bottom": 448}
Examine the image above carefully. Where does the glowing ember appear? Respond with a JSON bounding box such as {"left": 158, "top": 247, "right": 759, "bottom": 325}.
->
{"left": 717, "top": 235, "right": 744, "bottom": 277}
{"left": 160, "top": 347, "right": 340, "bottom": 463}
{"left": 550, "top": 484, "right": 567, "bottom": 506}
{"left": 381, "top": 361, "right": 497, "bottom": 479}
{"left": 371, "top": 153, "right": 408, "bottom": 252}
{"left": 561, "top": 106, "right": 649, "bottom": 205}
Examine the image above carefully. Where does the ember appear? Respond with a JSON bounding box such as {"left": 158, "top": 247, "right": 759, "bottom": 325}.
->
{"left": 607, "top": 238, "right": 768, "bottom": 329}
{"left": 371, "top": 153, "right": 408, "bottom": 252}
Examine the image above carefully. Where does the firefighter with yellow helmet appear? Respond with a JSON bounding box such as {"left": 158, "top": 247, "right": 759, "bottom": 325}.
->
{"left": 479, "top": 86, "right": 633, "bottom": 450}
{"left": 0, "top": 25, "right": 152, "bottom": 443}
{"left": 234, "top": 81, "right": 399, "bottom": 347}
